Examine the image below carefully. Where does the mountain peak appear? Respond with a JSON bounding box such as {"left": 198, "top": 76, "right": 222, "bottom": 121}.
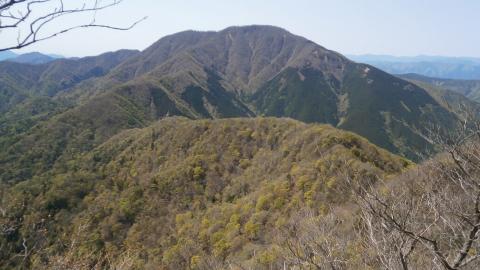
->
{"left": 220, "top": 24, "right": 291, "bottom": 34}
{"left": 6, "top": 52, "right": 61, "bottom": 65}
{"left": 114, "top": 25, "right": 350, "bottom": 92}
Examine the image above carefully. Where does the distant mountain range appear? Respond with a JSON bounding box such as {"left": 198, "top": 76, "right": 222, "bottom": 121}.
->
{"left": 0, "top": 51, "right": 63, "bottom": 64}
{"left": 348, "top": 54, "right": 480, "bottom": 80}
{"left": 348, "top": 54, "right": 480, "bottom": 64}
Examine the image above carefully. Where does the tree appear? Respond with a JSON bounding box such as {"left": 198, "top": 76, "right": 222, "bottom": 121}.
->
{"left": 351, "top": 123, "right": 480, "bottom": 270}
{"left": 0, "top": 0, "right": 146, "bottom": 51}
{"left": 279, "top": 208, "right": 353, "bottom": 270}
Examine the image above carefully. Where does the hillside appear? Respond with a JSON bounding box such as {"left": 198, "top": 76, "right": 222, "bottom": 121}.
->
{"left": 349, "top": 54, "right": 480, "bottom": 80}
{"left": 0, "top": 49, "right": 139, "bottom": 112}
{"left": 0, "top": 117, "right": 410, "bottom": 269}
{"left": 399, "top": 73, "right": 480, "bottom": 103}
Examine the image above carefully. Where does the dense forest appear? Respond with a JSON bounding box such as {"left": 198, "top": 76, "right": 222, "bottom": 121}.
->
{"left": 2, "top": 117, "right": 480, "bottom": 269}
{"left": 1, "top": 117, "right": 411, "bottom": 268}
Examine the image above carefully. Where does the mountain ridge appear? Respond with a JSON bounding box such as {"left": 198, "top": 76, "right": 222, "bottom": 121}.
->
{"left": 0, "top": 25, "right": 473, "bottom": 184}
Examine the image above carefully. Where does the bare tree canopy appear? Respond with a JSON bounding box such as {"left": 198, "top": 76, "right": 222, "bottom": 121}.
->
{"left": 350, "top": 123, "right": 480, "bottom": 270}
{"left": 0, "top": 0, "right": 146, "bottom": 52}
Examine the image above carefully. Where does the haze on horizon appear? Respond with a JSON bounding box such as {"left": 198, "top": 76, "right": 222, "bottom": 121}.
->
{"left": 3, "top": 0, "right": 480, "bottom": 58}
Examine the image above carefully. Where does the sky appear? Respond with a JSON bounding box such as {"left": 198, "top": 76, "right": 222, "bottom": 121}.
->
{"left": 2, "top": 0, "right": 480, "bottom": 58}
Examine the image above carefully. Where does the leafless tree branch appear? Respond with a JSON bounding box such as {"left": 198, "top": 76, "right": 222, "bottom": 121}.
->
{"left": 0, "top": 0, "right": 146, "bottom": 52}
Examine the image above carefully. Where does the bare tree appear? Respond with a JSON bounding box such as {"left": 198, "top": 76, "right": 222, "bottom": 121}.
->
{"left": 351, "top": 123, "right": 480, "bottom": 270}
{"left": 0, "top": 0, "right": 146, "bottom": 52}
{"left": 278, "top": 208, "right": 354, "bottom": 270}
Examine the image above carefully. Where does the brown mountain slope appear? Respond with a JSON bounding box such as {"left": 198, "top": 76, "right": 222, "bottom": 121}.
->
{"left": 107, "top": 25, "right": 348, "bottom": 94}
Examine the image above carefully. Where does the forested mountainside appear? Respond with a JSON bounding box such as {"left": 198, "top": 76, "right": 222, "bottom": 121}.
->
{"left": 0, "top": 49, "right": 139, "bottom": 113}
{"left": 0, "top": 117, "right": 410, "bottom": 269}
{"left": 2, "top": 117, "right": 480, "bottom": 269}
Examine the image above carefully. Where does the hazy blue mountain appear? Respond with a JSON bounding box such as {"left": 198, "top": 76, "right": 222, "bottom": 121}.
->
{"left": 6, "top": 52, "right": 62, "bottom": 64}
{"left": 348, "top": 54, "right": 480, "bottom": 80}
{"left": 348, "top": 54, "right": 480, "bottom": 64}
{"left": 46, "top": 53, "right": 64, "bottom": 59}
{"left": 0, "top": 51, "right": 17, "bottom": 61}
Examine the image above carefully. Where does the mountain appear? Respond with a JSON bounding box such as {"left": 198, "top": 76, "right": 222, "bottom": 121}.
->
{"left": 0, "top": 51, "right": 64, "bottom": 64}
{"left": 54, "top": 26, "right": 464, "bottom": 160}
{"left": 0, "top": 49, "right": 139, "bottom": 112}
{"left": 0, "top": 50, "right": 141, "bottom": 172}
{"left": 0, "top": 50, "right": 17, "bottom": 61}
{"left": 0, "top": 117, "right": 410, "bottom": 269}
{"left": 399, "top": 73, "right": 480, "bottom": 103}
{"left": 47, "top": 53, "right": 64, "bottom": 59}
{"left": 0, "top": 26, "right": 469, "bottom": 183}
{"left": 5, "top": 52, "right": 61, "bottom": 64}
{"left": 348, "top": 54, "right": 480, "bottom": 80}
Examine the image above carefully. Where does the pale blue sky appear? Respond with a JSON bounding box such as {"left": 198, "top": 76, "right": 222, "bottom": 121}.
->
{"left": 5, "top": 0, "right": 480, "bottom": 57}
